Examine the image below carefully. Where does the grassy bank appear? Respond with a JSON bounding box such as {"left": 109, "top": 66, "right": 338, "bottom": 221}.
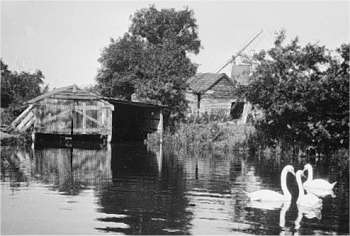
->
{"left": 146, "top": 119, "right": 348, "bottom": 167}
{"left": 147, "top": 121, "right": 255, "bottom": 155}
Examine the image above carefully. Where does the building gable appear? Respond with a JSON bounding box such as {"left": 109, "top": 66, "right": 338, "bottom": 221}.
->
{"left": 187, "top": 73, "right": 234, "bottom": 94}
{"left": 203, "top": 76, "right": 236, "bottom": 99}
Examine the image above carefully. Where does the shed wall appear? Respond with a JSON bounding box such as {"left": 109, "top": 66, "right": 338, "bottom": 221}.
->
{"left": 33, "top": 98, "right": 113, "bottom": 137}
{"left": 186, "top": 78, "right": 237, "bottom": 116}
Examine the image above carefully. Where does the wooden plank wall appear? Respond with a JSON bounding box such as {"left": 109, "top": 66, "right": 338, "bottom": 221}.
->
{"left": 33, "top": 98, "right": 113, "bottom": 137}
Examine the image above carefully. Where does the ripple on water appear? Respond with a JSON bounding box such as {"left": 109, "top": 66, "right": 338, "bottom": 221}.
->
{"left": 1, "top": 145, "right": 348, "bottom": 235}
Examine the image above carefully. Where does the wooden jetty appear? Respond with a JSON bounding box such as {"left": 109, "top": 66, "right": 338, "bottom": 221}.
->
{"left": 11, "top": 85, "right": 164, "bottom": 146}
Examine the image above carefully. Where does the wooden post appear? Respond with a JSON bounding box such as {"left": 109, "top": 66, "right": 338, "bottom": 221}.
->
{"left": 71, "top": 102, "right": 74, "bottom": 137}
{"left": 196, "top": 94, "right": 201, "bottom": 119}
{"left": 82, "top": 102, "right": 86, "bottom": 134}
{"left": 101, "top": 108, "right": 106, "bottom": 126}
{"left": 157, "top": 110, "right": 163, "bottom": 144}
{"left": 108, "top": 109, "right": 113, "bottom": 143}
{"left": 31, "top": 132, "right": 36, "bottom": 149}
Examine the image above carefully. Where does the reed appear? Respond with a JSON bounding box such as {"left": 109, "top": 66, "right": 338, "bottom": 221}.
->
{"left": 146, "top": 121, "right": 255, "bottom": 155}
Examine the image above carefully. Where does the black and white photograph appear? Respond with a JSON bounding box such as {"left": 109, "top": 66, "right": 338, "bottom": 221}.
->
{"left": 0, "top": 1, "right": 349, "bottom": 235}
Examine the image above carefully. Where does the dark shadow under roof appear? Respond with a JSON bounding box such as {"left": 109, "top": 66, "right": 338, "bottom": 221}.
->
{"left": 105, "top": 98, "right": 166, "bottom": 109}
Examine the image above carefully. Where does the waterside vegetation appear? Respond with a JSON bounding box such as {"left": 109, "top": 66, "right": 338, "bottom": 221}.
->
{"left": 243, "top": 31, "right": 349, "bottom": 154}
{"left": 147, "top": 120, "right": 255, "bottom": 155}
{"left": 1, "top": 7, "right": 348, "bottom": 164}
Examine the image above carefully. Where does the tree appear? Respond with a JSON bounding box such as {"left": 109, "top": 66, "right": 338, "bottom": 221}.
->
{"left": 96, "top": 34, "right": 145, "bottom": 99}
{"left": 1, "top": 59, "right": 47, "bottom": 123}
{"left": 245, "top": 31, "right": 349, "bottom": 151}
{"left": 96, "top": 6, "right": 201, "bottom": 127}
{"left": 1, "top": 60, "right": 12, "bottom": 108}
{"left": 129, "top": 6, "right": 200, "bottom": 54}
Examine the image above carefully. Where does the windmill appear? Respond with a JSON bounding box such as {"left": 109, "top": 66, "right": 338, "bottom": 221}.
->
{"left": 216, "top": 30, "right": 263, "bottom": 81}
{"left": 216, "top": 30, "right": 263, "bottom": 124}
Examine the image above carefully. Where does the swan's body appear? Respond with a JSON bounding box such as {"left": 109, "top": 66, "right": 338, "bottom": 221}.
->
{"left": 296, "top": 170, "right": 322, "bottom": 208}
{"left": 303, "top": 184, "right": 335, "bottom": 198}
{"left": 247, "top": 190, "right": 286, "bottom": 202}
{"left": 247, "top": 198, "right": 284, "bottom": 210}
{"left": 303, "top": 164, "right": 336, "bottom": 197}
{"left": 246, "top": 165, "right": 295, "bottom": 202}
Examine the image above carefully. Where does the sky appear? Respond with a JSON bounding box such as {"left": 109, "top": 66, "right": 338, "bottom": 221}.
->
{"left": 1, "top": 1, "right": 349, "bottom": 89}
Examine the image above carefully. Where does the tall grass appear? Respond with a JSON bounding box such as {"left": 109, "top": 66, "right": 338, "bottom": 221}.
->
{"left": 147, "top": 121, "right": 255, "bottom": 156}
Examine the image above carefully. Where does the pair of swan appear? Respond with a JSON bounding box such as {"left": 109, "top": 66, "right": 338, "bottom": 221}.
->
{"left": 246, "top": 164, "right": 336, "bottom": 208}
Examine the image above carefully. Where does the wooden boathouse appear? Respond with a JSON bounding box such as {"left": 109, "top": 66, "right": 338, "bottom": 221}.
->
{"left": 11, "top": 85, "right": 164, "bottom": 145}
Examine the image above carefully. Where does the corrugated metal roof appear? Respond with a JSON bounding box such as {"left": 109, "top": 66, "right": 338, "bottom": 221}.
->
{"left": 187, "top": 73, "right": 234, "bottom": 94}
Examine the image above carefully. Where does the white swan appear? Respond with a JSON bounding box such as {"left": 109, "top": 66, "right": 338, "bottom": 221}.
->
{"left": 247, "top": 199, "right": 284, "bottom": 210}
{"left": 303, "top": 163, "right": 337, "bottom": 192}
{"left": 246, "top": 165, "right": 295, "bottom": 202}
{"left": 296, "top": 170, "right": 322, "bottom": 208}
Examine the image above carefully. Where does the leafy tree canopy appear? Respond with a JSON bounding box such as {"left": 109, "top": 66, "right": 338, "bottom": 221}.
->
{"left": 1, "top": 59, "right": 48, "bottom": 120}
{"left": 96, "top": 5, "right": 201, "bottom": 126}
{"left": 245, "top": 31, "right": 349, "bottom": 151}
{"left": 129, "top": 6, "right": 200, "bottom": 54}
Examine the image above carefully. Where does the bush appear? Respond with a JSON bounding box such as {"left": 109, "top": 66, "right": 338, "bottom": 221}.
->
{"left": 245, "top": 32, "right": 349, "bottom": 153}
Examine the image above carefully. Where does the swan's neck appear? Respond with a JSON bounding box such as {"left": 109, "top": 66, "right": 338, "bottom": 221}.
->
{"left": 306, "top": 165, "right": 313, "bottom": 182}
{"left": 296, "top": 173, "right": 304, "bottom": 200}
{"left": 281, "top": 170, "right": 291, "bottom": 200}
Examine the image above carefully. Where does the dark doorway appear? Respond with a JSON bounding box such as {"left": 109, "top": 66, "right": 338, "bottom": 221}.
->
{"left": 230, "top": 101, "right": 245, "bottom": 119}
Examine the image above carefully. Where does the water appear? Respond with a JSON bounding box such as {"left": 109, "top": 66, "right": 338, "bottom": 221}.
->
{"left": 1, "top": 143, "right": 348, "bottom": 235}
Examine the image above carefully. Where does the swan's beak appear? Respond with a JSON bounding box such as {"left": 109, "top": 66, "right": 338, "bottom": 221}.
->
{"left": 291, "top": 171, "right": 296, "bottom": 176}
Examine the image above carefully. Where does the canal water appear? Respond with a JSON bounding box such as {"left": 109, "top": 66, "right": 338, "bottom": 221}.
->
{"left": 1, "top": 143, "right": 348, "bottom": 235}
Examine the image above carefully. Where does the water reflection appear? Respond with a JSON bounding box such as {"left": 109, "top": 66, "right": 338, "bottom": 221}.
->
{"left": 279, "top": 202, "right": 291, "bottom": 229}
{"left": 1, "top": 144, "right": 349, "bottom": 235}
{"left": 27, "top": 147, "right": 110, "bottom": 194}
{"left": 295, "top": 204, "right": 322, "bottom": 230}
{"left": 94, "top": 143, "right": 192, "bottom": 234}
{"left": 1, "top": 146, "right": 114, "bottom": 234}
